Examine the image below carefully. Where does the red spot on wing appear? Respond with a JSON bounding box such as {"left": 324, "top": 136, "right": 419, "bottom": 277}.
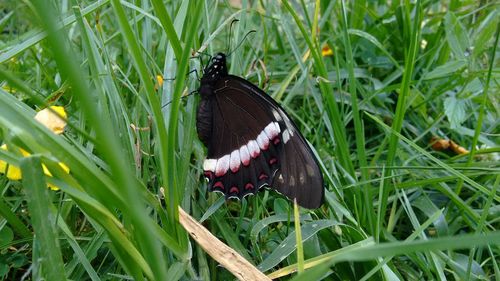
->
{"left": 215, "top": 170, "right": 227, "bottom": 177}
{"left": 213, "top": 181, "right": 224, "bottom": 190}
{"left": 230, "top": 165, "right": 240, "bottom": 173}
{"left": 261, "top": 141, "right": 269, "bottom": 150}
{"left": 250, "top": 150, "right": 260, "bottom": 159}
{"left": 204, "top": 171, "right": 213, "bottom": 179}
{"left": 230, "top": 186, "right": 239, "bottom": 194}
{"left": 259, "top": 172, "right": 268, "bottom": 180}
{"left": 245, "top": 183, "right": 254, "bottom": 190}
{"left": 269, "top": 158, "right": 278, "bottom": 165}
{"left": 273, "top": 137, "right": 280, "bottom": 145}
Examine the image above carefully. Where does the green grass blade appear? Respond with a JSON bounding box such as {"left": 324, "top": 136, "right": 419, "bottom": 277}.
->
{"left": 0, "top": 0, "right": 109, "bottom": 64}
{"left": 281, "top": 0, "right": 355, "bottom": 176}
{"left": 0, "top": 196, "right": 31, "bottom": 239}
{"left": 290, "top": 231, "right": 500, "bottom": 281}
{"left": 56, "top": 212, "right": 100, "bottom": 281}
{"left": 20, "top": 156, "right": 66, "bottom": 280}
{"left": 293, "top": 200, "right": 304, "bottom": 273}
{"left": 339, "top": 0, "right": 373, "bottom": 234}
{"left": 258, "top": 220, "right": 338, "bottom": 272}
{"left": 381, "top": 0, "right": 422, "bottom": 235}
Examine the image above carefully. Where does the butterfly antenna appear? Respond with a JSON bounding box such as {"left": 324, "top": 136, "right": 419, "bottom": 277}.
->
{"left": 227, "top": 19, "right": 240, "bottom": 54}
{"left": 227, "top": 30, "right": 256, "bottom": 58}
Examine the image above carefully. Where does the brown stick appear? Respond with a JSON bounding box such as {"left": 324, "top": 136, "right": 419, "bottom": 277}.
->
{"left": 178, "top": 207, "right": 272, "bottom": 281}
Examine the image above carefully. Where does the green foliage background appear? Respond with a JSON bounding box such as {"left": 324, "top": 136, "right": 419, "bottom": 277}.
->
{"left": 0, "top": 0, "right": 498, "bottom": 280}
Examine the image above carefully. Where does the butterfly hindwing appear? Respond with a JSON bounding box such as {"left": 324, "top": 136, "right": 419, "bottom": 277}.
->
{"left": 224, "top": 76, "right": 324, "bottom": 208}
{"left": 204, "top": 79, "right": 282, "bottom": 199}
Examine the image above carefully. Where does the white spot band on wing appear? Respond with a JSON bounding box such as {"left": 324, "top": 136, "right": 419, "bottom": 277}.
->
{"left": 256, "top": 131, "right": 269, "bottom": 149}
{"left": 229, "top": 150, "right": 241, "bottom": 172}
{"left": 248, "top": 140, "right": 260, "bottom": 158}
{"left": 239, "top": 145, "right": 251, "bottom": 166}
{"left": 215, "top": 154, "right": 230, "bottom": 177}
{"left": 206, "top": 122, "right": 283, "bottom": 174}
{"left": 203, "top": 159, "right": 217, "bottom": 172}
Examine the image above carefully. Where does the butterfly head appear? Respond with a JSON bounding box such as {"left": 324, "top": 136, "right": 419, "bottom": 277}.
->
{"left": 201, "top": 53, "right": 228, "bottom": 84}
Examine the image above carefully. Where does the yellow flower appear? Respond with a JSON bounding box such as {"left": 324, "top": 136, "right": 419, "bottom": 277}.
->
{"left": 0, "top": 144, "right": 27, "bottom": 180}
{"left": 0, "top": 106, "right": 69, "bottom": 190}
{"left": 43, "top": 162, "right": 70, "bottom": 190}
{"left": 156, "top": 75, "right": 164, "bottom": 87}
{"left": 321, "top": 45, "right": 333, "bottom": 56}
{"left": 154, "top": 74, "right": 164, "bottom": 91}
{"left": 0, "top": 144, "right": 69, "bottom": 190}
{"left": 34, "top": 106, "right": 67, "bottom": 135}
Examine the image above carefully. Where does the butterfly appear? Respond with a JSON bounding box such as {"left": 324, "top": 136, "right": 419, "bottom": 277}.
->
{"left": 196, "top": 53, "right": 324, "bottom": 209}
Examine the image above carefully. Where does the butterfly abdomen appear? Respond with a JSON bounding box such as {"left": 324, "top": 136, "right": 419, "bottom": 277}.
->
{"left": 197, "top": 53, "right": 227, "bottom": 146}
{"left": 196, "top": 97, "right": 212, "bottom": 147}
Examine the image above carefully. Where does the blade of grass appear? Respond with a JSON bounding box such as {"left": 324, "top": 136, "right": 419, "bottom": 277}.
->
{"left": 21, "top": 156, "right": 66, "bottom": 281}
{"left": 31, "top": 0, "right": 168, "bottom": 278}
{"left": 294, "top": 199, "right": 304, "bottom": 273}
{"left": 290, "top": 231, "right": 500, "bottom": 281}
{"left": 73, "top": 6, "right": 135, "bottom": 171}
{"left": 268, "top": 238, "right": 376, "bottom": 279}
{"left": 56, "top": 211, "right": 100, "bottom": 281}
{"left": 457, "top": 14, "right": 500, "bottom": 197}
{"left": 281, "top": 0, "right": 355, "bottom": 176}
{"left": 0, "top": 0, "right": 109, "bottom": 64}
{"left": 150, "top": 0, "right": 182, "bottom": 60}
{"left": 366, "top": 112, "right": 498, "bottom": 204}
{"left": 0, "top": 197, "right": 32, "bottom": 239}
{"left": 164, "top": 0, "right": 203, "bottom": 248}
{"left": 258, "top": 220, "right": 339, "bottom": 272}
{"left": 339, "top": 0, "right": 373, "bottom": 234}
{"left": 380, "top": 0, "right": 422, "bottom": 237}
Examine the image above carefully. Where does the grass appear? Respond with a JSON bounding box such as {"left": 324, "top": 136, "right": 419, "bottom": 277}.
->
{"left": 0, "top": 0, "right": 499, "bottom": 280}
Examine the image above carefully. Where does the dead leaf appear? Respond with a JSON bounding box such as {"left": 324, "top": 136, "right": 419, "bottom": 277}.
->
{"left": 178, "top": 207, "right": 271, "bottom": 281}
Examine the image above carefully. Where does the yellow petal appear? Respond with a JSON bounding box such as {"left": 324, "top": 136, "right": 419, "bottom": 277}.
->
{"left": 0, "top": 144, "right": 9, "bottom": 175}
{"left": 6, "top": 165, "right": 22, "bottom": 180}
{"left": 156, "top": 75, "right": 164, "bottom": 87}
{"left": 59, "top": 162, "right": 70, "bottom": 173}
{"left": 19, "top": 148, "right": 31, "bottom": 157}
{"left": 321, "top": 45, "right": 333, "bottom": 56}
{"left": 0, "top": 158, "right": 5, "bottom": 174}
{"left": 1, "top": 143, "right": 69, "bottom": 189}
{"left": 34, "top": 106, "right": 67, "bottom": 135}
{"left": 0, "top": 144, "right": 23, "bottom": 180}
{"left": 0, "top": 161, "right": 22, "bottom": 180}
{"left": 47, "top": 183, "right": 60, "bottom": 191}
{"left": 42, "top": 164, "right": 52, "bottom": 177}
{"left": 41, "top": 162, "right": 70, "bottom": 177}
{"left": 42, "top": 161, "right": 70, "bottom": 190}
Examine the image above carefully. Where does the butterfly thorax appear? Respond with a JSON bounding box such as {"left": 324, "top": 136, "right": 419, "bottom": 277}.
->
{"left": 197, "top": 53, "right": 229, "bottom": 146}
{"left": 199, "top": 53, "right": 228, "bottom": 97}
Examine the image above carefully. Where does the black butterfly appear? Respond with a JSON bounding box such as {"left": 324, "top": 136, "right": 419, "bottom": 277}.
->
{"left": 196, "top": 53, "right": 324, "bottom": 209}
